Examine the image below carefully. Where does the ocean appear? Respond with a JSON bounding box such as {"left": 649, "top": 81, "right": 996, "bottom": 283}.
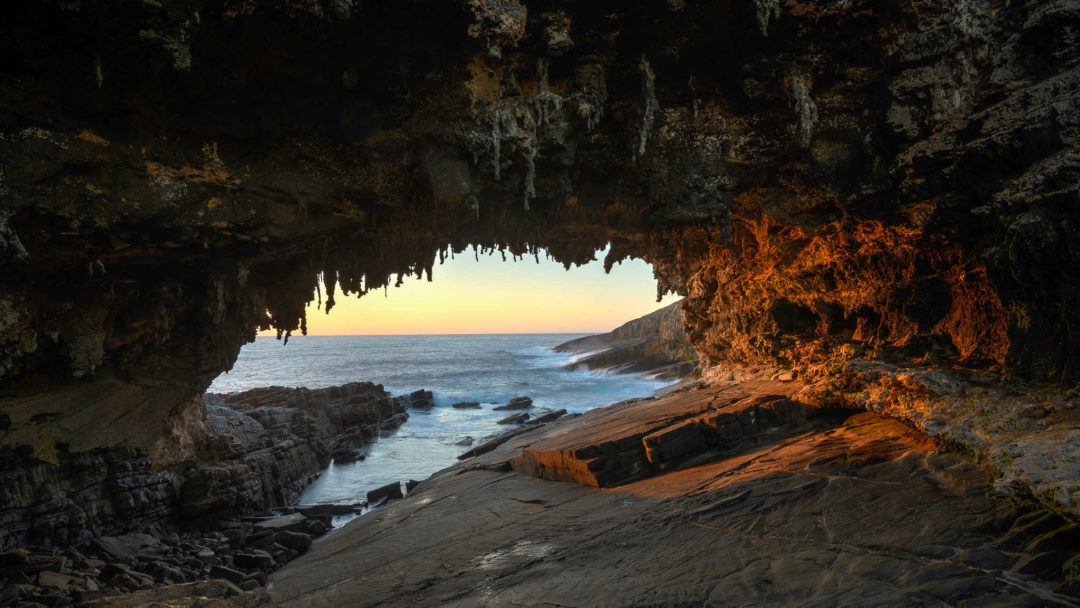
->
{"left": 208, "top": 334, "right": 674, "bottom": 513}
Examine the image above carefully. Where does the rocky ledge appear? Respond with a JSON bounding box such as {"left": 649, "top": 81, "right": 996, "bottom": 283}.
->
{"left": 270, "top": 378, "right": 1080, "bottom": 607}
{"left": 555, "top": 300, "right": 698, "bottom": 379}
{"left": 0, "top": 380, "right": 417, "bottom": 605}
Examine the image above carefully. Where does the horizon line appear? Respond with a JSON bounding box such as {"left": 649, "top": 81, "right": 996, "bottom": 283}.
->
{"left": 255, "top": 330, "right": 604, "bottom": 338}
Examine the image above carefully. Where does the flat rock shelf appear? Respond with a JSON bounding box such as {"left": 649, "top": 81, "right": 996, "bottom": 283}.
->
{"left": 269, "top": 380, "right": 1080, "bottom": 607}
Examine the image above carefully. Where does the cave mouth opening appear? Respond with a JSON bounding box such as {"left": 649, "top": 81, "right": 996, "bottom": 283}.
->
{"left": 204, "top": 245, "right": 692, "bottom": 513}
{"left": 210, "top": 243, "right": 685, "bottom": 395}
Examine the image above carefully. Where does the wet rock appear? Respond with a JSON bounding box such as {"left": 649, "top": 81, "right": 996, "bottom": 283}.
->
{"left": 493, "top": 397, "right": 533, "bottom": 411}
{"left": 407, "top": 390, "right": 434, "bottom": 409}
{"left": 404, "top": 480, "right": 419, "bottom": 494}
{"left": 532, "top": 409, "right": 567, "bottom": 424}
{"left": 331, "top": 447, "right": 360, "bottom": 463}
{"left": 455, "top": 436, "right": 474, "bottom": 446}
{"left": 497, "top": 413, "right": 530, "bottom": 425}
{"left": 451, "top": 402, "right": 481, "bottom": 409}
{"left": 366, "top": 482, "right": 403, "bottom": 504}
{"left": 457, "top": 426, "right": 539, "bottom": 461}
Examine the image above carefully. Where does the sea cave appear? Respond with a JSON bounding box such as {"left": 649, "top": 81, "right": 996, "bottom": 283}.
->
{"left": 2, "top": 0, "right": 1080, "bottom": 605}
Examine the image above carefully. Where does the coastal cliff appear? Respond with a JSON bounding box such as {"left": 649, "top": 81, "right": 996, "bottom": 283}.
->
{"left": 0, "top": 382, "right": 406, "bottom": 549}
{"left": 1, "top": 0, "right": 1080, "bottom": 604}
{"left": 554, "top": 300, "right": 698, "bottom": 379}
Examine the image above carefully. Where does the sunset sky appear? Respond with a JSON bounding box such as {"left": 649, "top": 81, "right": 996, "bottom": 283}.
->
{"left": 283, "top": 247, "right": 680, "bottom": 335}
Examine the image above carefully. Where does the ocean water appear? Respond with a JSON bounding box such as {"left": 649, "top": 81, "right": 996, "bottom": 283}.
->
{"left": 208, "top": 334, "right": 674, "bottom": 512}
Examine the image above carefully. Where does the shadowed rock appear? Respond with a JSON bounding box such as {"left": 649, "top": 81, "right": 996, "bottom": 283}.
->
{"left": 493, "top": 396, "right": 533, "bottom": 410}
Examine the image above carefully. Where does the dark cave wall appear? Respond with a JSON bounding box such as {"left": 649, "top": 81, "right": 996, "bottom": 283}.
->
{"left": 0, "top": 0, "right": 1078, "bottom": 544}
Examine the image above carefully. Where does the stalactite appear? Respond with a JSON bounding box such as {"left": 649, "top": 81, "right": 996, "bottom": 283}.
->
{"left": 634, "top": 56, "right": 658, "bottom": 162}
{"left": 791, "top": 77, "right": 819, "bottom": 146}
{"left": 523, "top": 126, "right": 537, "bottom": 210}
{"left": 754, "top": 0, "right": 782, "bottom": 36}
{"left": 491, "top": 96, "right": 502, "bottom": 181}
{"left": 533, "top": 59, "right": 562, "bottom": 128}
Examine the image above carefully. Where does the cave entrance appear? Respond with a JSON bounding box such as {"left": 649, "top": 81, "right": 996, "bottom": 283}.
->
{"left": 204, "top": 246, "right": 690, "bottom": 516}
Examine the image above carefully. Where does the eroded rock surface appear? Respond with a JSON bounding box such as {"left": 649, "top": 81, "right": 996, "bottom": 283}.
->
{"left": 271, "top": 383, "right": 1080, "bottom": 607}
{"left": 184, "top": 382, "right": 408, "bottom": 526}
{"left": 0, "top": 382, "right": 406, "bottom": 549}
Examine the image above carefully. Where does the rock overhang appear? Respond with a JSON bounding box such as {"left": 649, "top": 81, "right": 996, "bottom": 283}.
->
{"left": 0, "top": 0, "right": 1078, "bottom": 467}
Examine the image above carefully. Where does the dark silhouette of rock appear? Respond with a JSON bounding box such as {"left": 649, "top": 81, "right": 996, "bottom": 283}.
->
{"left": 497, "top": 412, "right": 530, "bottom": 425}
{"left": 407, "top": 390, "right": 435, "bottom": 409}
{"left": 493, "top": 397, "right": 533, "bottom": 411}
{"left": 451, "top": 401, "right": 481, "bottom": 409}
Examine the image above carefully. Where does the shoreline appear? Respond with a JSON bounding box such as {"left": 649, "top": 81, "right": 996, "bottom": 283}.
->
{"left": 0, "top": 344, "right": 689, "bottom": 607}
{"left": 3, "top": 366, "right": 1079, "bottom": 606}
{"left": 269, "top": 373, "right": 1080, "bottom": 607}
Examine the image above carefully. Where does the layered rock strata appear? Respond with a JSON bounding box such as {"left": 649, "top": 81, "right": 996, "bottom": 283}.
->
{"left": 186, "top": 381, "right": 409, "bottom": 526}
{"left": 0, "top": 381, "right": 406, "bottom": 550}
{"left": 271, "top": 380, "right": 1080, "bottom": 607}
{"left": 555, "top": 300, "right": 699, "bottom": 378}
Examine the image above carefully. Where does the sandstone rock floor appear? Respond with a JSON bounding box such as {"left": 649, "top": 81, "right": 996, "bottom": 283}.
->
{"left": 269, "top": 383, "right": 1080, "bottom": 607}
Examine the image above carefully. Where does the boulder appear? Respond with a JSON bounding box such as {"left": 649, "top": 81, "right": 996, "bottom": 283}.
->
{"left": 331, "top": 447, "right": 360, "bottom": 463}
{"left": 494, "top": 397, "right": 533, "bottom": 411}
{"left": 273, "top": 531, "right": 312, "bottom": 554}
{"left": 306, "top": 520, "right": 329, "bottom": 537}
{"left": 408, "top": 389, "right": 435, "bottom": 409}
{"left": 455, "top": 436, "right": 474, "bottom": 446}
{"left": 37, "top": 570, "right": 78, "bottom": 590}
{"left": 233, "top": 550, "right": 274, "bottom": 572}
{"left": 451, "top": 401, "right": 481, "bottom": 409}
{"left": 366, "top": 481, "right": 403, "bottom": 504}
